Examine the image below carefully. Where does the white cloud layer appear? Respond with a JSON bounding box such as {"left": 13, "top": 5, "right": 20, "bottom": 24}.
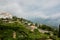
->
{"left": 0, "top": 0, "right": 60, "bottom": 26}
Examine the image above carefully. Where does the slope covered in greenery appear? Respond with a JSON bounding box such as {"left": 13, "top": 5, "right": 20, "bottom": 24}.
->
{"left": 0, "top": 16, "right": 60, "bottom": 40}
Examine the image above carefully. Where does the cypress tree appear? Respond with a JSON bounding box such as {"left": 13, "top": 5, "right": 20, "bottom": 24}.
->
{"left": 58, "top": 24, "right": 60, "bottom": 37}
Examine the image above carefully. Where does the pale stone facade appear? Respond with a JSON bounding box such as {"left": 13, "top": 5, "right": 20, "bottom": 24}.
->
{"left": 0, "top": 12, "right": 12, "bottom": 19}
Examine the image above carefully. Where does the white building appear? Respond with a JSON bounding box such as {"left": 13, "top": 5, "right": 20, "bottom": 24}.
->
{"left": 0, "top": 12, "right": 12, "bottom": 19}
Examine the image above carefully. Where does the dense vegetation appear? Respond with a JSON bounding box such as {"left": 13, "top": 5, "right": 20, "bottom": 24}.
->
{"left": 0, "top": 16, "right": 60, "bottom": 40}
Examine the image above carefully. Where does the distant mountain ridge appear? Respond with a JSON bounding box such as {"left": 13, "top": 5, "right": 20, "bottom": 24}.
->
{"left": 27, "top": 17, "right": 59, "bottom": 28}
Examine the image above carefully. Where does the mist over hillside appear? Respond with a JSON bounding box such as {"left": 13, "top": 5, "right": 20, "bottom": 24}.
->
{"left": 0, "top": 0, "right": 60, "bottom": 28}
{"left": 26, "top": 17, "right": 59, "bottom": 28}
{"left": 0, "top": 11, "right": 59, "bottom": 29}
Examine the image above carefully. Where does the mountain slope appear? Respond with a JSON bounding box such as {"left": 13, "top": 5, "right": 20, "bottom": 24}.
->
{"left": 0, "top": 16, "right": 59, "bottom": 40}
{"left": 27, "top": 17, "right": 59, "bottom": 28}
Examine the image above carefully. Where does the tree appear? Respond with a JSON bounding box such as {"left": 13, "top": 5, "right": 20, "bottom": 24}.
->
{"left": 35, "top": 23, "right": 38, "bottom": 27}
{"left": 58, "top": 24, "right": 60, "bottom": 37}
{"left": 12, "top": 16, "right": 17, "bottom": 21}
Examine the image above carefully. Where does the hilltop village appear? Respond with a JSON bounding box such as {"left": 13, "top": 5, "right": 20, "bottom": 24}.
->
{"left": 0, "top": 12, "right": 59, "bottom": 40}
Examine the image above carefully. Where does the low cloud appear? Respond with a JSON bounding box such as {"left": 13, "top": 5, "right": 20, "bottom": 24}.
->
{"left": 0, "top": 0, "right": 60, "bottom": 26}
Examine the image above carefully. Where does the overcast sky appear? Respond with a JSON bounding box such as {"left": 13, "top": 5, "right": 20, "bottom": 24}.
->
{"left": 0, "top": 0, "right": 60, "bottom": 26}
{"left": 0, "top": 0, "right": 60, "bottom": 18}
